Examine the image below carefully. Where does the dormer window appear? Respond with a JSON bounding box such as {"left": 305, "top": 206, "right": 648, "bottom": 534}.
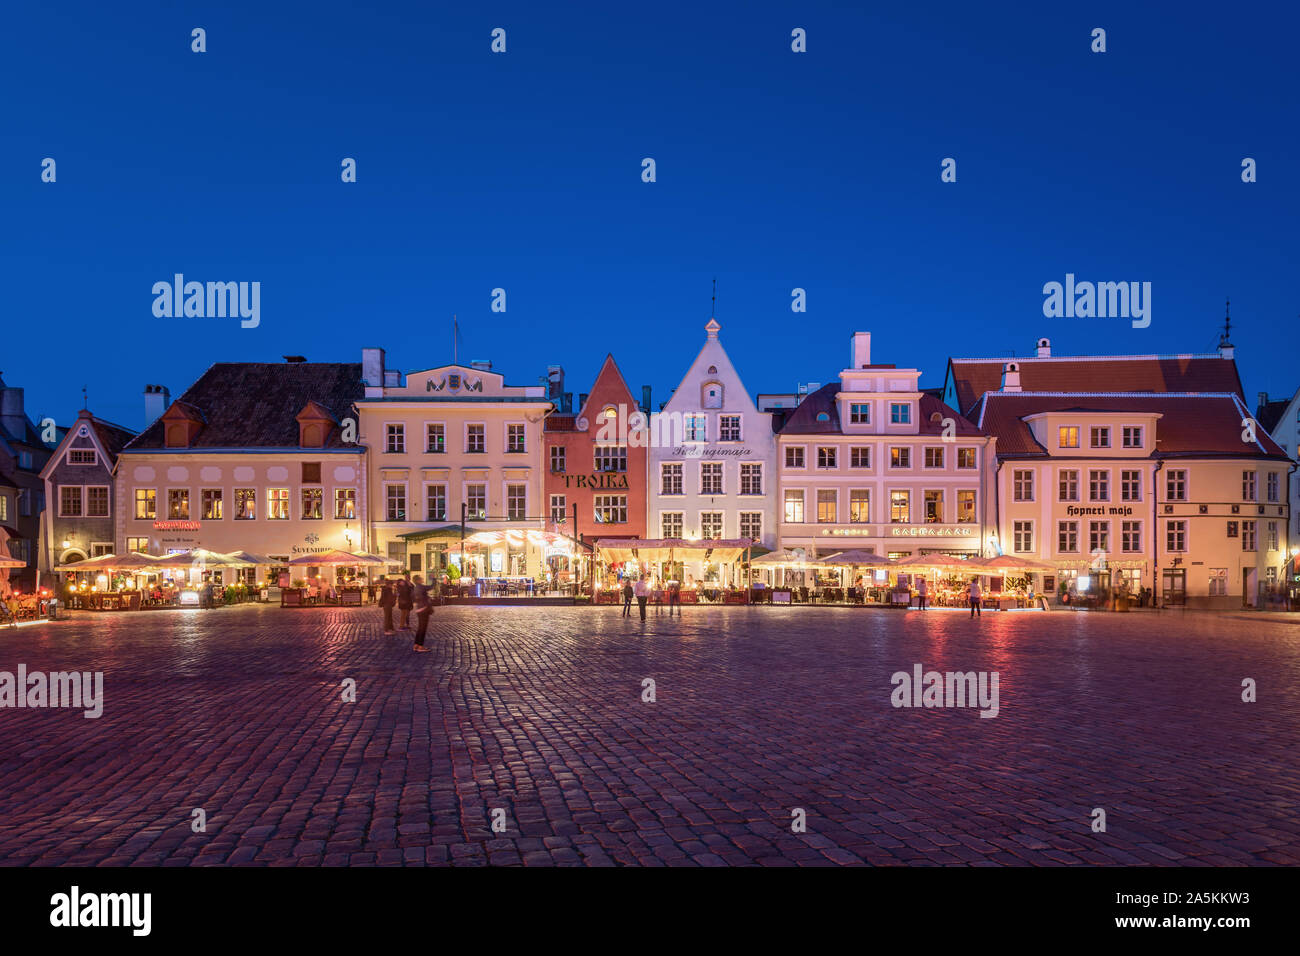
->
{"left": 295, "top": 401, "right": 337, "bottom": 449}
{"left": 161, "top": 402, "right": 205, "bottom": 448}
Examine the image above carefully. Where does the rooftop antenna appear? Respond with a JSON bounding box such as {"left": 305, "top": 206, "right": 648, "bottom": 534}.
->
{"left": 452, "top": 314, "right": 459, "bottom": 367}
{"left": 1220, "top": 298, "right": 1232, "bottom": 346}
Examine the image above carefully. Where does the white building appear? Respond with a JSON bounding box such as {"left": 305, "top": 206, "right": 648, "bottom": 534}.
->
{"left": 648, "top": 318, "right": 777, "bottom": 581}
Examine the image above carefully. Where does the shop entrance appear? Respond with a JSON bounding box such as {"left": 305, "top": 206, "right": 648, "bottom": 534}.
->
{"left": 1161, "top": 568, "right": 1186, "bottom": 606}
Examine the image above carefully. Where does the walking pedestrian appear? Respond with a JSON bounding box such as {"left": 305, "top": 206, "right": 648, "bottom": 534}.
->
{"left": 916, "top": 576, "right": 928, "bottom": 611}
{"left": 395, "top": 575, "right": 413, "bottom": 629}
{"left": 968, "top": 578, "right": 982, "bottom": 618}
{"left": 378, "top": 576, "right": 396, "bottom": 634}
{"left": 634, "top": 574, "right": 650, "bottom": 621}
{"left": 667, "top": 578, "right": 681, "bottom": 616}
{"left": 622, "top": 577, "right": 634, "bottom": 617}
{"left": 412, "top": 574, "right": 432, "bottom": 652}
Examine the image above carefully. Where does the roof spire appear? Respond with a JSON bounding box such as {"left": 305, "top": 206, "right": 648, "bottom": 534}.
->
{"left": 1220, "top": 298, "right": 1232, "bottom": 346}
{"left": 82, "top": 385, "right": 88, "bottom": 410}
{"left": 711, "top": 277, "right": 716, "bottom": 318}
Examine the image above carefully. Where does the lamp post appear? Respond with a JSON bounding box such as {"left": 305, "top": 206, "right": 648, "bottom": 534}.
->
{"left": 461, "top": 502, "right": 467, "bottom": 597}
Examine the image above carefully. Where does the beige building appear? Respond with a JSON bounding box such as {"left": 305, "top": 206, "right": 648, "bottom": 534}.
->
{"left": 975, "top": 386, "right": 1291, "bottom": 608}
{"left": 356, "top": 349, "right": 553, "bottom": 580}
{"left": 776, "top": 333, "right": 996, "bottom": 563}
{"left": 114, "top": 361, "right": 367, "bottom": 584}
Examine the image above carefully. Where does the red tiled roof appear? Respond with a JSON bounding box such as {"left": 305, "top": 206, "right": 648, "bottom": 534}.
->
{"left": 779, "top": 383, "right": 984, "bottom": 436}
{"left": 949, "top": 354, "right": 1244, "bottom": 417}
{"left": 544, "top": 414, "right": 577, "bottom": 432}
{"left": 975, "top": 392, "right": 1288, "bottom": 460}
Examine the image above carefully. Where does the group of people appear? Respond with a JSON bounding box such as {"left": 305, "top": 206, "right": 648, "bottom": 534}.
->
{"left": 621, "top": 574, "right": 682, "bottom": 620}
{"left": 910, "top": 577, "right": 987, "bottom": 617}
{"left": 375, "top": 574, "right": 434, "bottom": 652}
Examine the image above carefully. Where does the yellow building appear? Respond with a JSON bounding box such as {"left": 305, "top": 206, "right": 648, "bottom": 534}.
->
{"left": 356, "top": 349, "right": 553, "bottom": 582}
{"left": 114, "top": 360, "right": 367, "bottom": 585}
{"left": 976, "top": 385, "right": 1291, "bottom": 608}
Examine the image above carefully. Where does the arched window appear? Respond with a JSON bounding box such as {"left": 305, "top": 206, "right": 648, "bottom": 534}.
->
{"left": 702, "top": 381, "right": 723, "bottom": 409}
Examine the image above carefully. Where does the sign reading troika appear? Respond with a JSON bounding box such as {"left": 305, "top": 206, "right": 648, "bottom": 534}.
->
{"left": 558, "top": 473, "right": 630, "bottom": 489}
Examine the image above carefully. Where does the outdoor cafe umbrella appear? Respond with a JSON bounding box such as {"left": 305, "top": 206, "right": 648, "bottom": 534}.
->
{"left": 288, "top": 549, "right": 372, "bottom": 566}
{"left": 156, "top": 548, "right": 244, "bottom": 568}
{"left": 968, "top": 554, "right": 1056, "bottom": 573}
{"left": 750, "top": 549, "right": 822, "bottom": 570}
{"left": 344, "top": 551, "right": 388, "bottom": 567}
{"left": 892, "top": 553, "right": 980, "bottom": 571}
{"left": 819, "top": 549, "right": 895, "bottom": 567}
{"left": 0, "top": 555, "right": 30, "bottom": 568}
{"left": 220, "top": 550, "right": 271, "bottom": 567}
{"left": 54, "top": 553, "right": 122, "bottom": 571}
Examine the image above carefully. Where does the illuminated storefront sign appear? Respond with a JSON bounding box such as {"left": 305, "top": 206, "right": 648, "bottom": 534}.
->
{"left": 153, "top": 521, "right": 200, "bottom": 530}
{"left": 821, "top": 526, "right": 977, "bottom": 537}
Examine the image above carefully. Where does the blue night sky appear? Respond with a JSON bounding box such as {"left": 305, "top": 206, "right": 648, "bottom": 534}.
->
{"left": 4, "top": 1, "right": 1297, "bottom": 433}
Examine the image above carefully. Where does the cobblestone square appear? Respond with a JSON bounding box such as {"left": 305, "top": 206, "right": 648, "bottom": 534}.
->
{"left": 1, "top": 605, "right": 1297, "bottom": 866}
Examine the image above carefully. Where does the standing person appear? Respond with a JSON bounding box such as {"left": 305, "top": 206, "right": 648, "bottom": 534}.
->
{"left": 916, "top": 576, "right": 928, "bottom": 611}
{"left": 622, "top": 577, "right": 634, "bottom": 617}
{"left": 634, "top": 574, "right": 650, "bottom": 621}
{"left": 378, "top": 576, "right": 396, "bottom": 634}
{"left": 667, "top": 578, "right": 681, "bottom": 617}
{"left": 395, "top": 574, "right": 413, "bottom": 629}
{"left": 968, "top": 577, "right": 982, "bottom": 618}
{"left": 412, "top": 574, "right": 432, "bottom": 652}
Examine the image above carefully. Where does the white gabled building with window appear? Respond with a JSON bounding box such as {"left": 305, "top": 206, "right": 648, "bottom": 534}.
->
{"left": 647, "top": 319, "right": 777, "bottom": 581}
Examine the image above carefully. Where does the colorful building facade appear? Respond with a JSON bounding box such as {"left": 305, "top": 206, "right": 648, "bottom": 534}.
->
{"left": 776, "top": 333, "right": 995, "bottom": 561}
{"left": 356, "top": 349, "right": 555, "bottom": 580}
{"left": 115, "top": 360, "right": 367, "bottom": 584}
{"left": 543, "top": 355, "right": 649, "bottom": 547}
{"left": 647, "top": 318, "right": 777, "bottom": 583}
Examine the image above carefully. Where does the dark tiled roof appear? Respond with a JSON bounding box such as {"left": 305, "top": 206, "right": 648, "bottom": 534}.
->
{"left": 124, "top": 363, "right": 363, "bottom": 450}
{"left": 778, "top": 383, "right": 983, "bottom": 437}
{"left": 777, "top": 383, "right": 841, "bottom": 433}
{"left": 949, "top": 354, "right": 1244, "bottom": 417}
{"left": 975, "top": 392, "right": 1289, "bottom": 459}
{"left": 90, "top": 418, "right": 136, "bottom": 461}
{"left": 545, "top": 414, "right": 577, "bottom": 432}
{"left": 1254, "top": 396, "right": 1292, "bottom": 434}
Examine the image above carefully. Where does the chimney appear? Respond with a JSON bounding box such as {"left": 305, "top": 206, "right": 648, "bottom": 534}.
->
{"left": 361, "top": 348, "right": 386, "bottom": 387}
{"left": 641, "top": 385, "right": 652, "bottom": 414}
{"left": 547, "top": 366, "right": 565, "bottom": 400}
{"left": 1036, "top": 337, "right": 1052, "bottom": 358}
{"left": 1000, "top": 362, "right": 1022, "bottom": 393}
{"left": 578, "top": 393, "right": 589, "bottom": 411}
{"left": 562, "top": 392, "right": 573, "bottom": 413}
{"left": 0, "top": 380, "right": 25, "bottom": 442}
{"left": 470, "top": 359, "right": 492, "bottom": 371}
{"left": 851, "top": 332, "right": 871, "bottom": 369}
{"left": 143, "top": 384, "right": 170, "bottom": 427}
{"left": 283, "top": 355, "right": 307, "bottom": 363}
{"left": 1258, "top": 391, "right": 1268, "bottom": 410}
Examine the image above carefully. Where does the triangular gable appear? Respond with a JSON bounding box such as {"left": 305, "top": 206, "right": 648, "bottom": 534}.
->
{"left": 575, "top": 354, "right": 637, "bottom": 421}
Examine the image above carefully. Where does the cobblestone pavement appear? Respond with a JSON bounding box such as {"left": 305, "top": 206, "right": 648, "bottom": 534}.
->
{"left": 1, "top": 604, "right": 1298, "bottom": 866}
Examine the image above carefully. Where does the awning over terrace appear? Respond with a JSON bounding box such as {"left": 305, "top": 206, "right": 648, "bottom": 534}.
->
{"left": 594, "top": 538, "right": 754, "bottom": 564}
